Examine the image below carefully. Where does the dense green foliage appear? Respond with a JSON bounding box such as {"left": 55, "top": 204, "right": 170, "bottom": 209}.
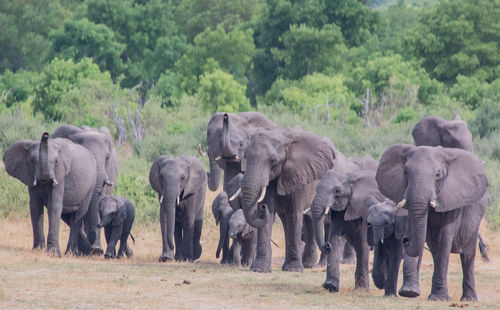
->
{"left": 0, "top": 0, "right": 499, "bottom": 227}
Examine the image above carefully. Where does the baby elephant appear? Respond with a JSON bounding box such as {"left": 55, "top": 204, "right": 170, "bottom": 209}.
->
{"left": 366, "top": 197, "right": 421, "bottom": 297}
{"left": 98, "top": 196, "right": 135, "bottom": 259}
{"left": 228, "top": 209, "right": 257, "bottom": 267}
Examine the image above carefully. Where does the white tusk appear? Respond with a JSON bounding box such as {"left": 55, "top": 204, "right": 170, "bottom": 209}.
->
{"left": 234, "top": 155, "right": 240, "bottom": 160}
{"left": 257, "top": 186, "right": 267, "bottom": 203}
{"left": 303, "top": 207, "right": 310, "bottom": 215}
{"left": 380, "top": 238, "right": 384, "bottom": 244}
{"left": 52, "top": 178, "right": 58, "bottom": 186}
{"left": 198, "top": 144, "right": 207, "bottom": 157}
{"left": 215, "top": 156, "right": 222, "bottom": 161}
{"left": 229, "top": 188, "right": 241, "bottom": 202}
{"left": 397, "top": 199, "right": 406, "bottom": 208}
{"left": 159, "top": 195, "right": 163, "bottom": 203}
{"left": 34, "top": 177, "right": 37, "bottom": 186}
{"left": 430, "top": 200, "right": 436, "bottom": 208}
{"left": 324, "top": 206, "right": 330, "bottom": 215}
{"left": 176, "top": 196, "right": 180, "bottom": 205}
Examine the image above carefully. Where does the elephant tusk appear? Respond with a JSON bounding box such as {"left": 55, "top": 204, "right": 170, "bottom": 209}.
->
{"left": 303, "top": 207, "right": 310, "bottom": 215}
{"left": 380, "top": 238, "right": 384, "bottom": 244}
{"left": 324, "top": 206, "right": 330, "bottom": 215}
{"left": 104, "top": 180, "right": 113, "bottom": 187}
{"left": 198, "top": 144, "right": 207, "bottom": 157}
{"left": 215, "top": 156, "right": 222, "bottom": 161}
{"left": 159, "top": 195, "right": 163, "bottom": 203}
{"left": 430, "top": 200, "right": 437, "bottom": 208}
{"left": 176, "top": 196, "right": 180, "bottom": 205}
{"left": 257, "top": 186, "right": 267, "bottom": 203}
{"left": 33, "top": 177, "right": 37, "bottom": 186}
{"left": 229, "top": 188, "right": 241, "bottom": 202}
{"left": 52, "top": 178, "right": 58, "bottom": 186}
{"left": 397, "top": 199, "right": 406, "bottom": 208}
{"left": 234, "top": 155, "right": 240, "bottom": 160}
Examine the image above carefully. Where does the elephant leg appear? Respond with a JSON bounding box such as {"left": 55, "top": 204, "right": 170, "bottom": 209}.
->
{"left": 318, "top": 222, "right": 329, "bottom": 267}
{"left": 323, "top": 233, "right": 343, "bottom": 292}
{"left": 385, "top": 243, "right": 402, "bottom": 297}
{"left": 62, "top": 214, "right": 91, "bottom": 255}
{"left": 193, "top": 219, "right": 203, "bottom": 260}
{"left": 342, "top": 239, "right": 356, "bottom": 264}
{"left": 46, "top": 186, "right": 64, "bottom": 257}
{"left": 282, "top": 206, "right": 304, "bottom": 272}
{"left": 232, "top": 239, "right": 242, "bottom": 267}
{"left": 181, "top": 212, "right": 195, "bottom": 261}
{"left": 66, "top": 212, "right": 84, "bottom": 256}
{"left": 242, "top": 231, "right": 257, "bottom": 267}
{"left": 174, "top": 220, "right": 183, "bottom": 260}
{"left": 399, "top": 253, "right": 421, "bottom": 298}
{"left": 372, "top": 245, "right": 387, "bottom": 290}
{"left": 250, "top": 214, "right": 273, "bottom": 273}
{"left": 353, "top": 235, "right": 370, "bottom": 291}
{"left": 302, "top": 214, "right": 318, "bottom": 268}
{"left": 104, "top": 224, "right": 122, "bottom": 259}
{"left": 28, "top": 189, "right": 45, "bottom": 249}
{"left": 460, "top": 235, "right": 479, "bottom": 301}
{"left": 86, "top": 195, "right": 104, "bottom": 256}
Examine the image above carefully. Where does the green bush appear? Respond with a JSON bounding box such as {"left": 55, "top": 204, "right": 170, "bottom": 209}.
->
{"left": 470, "top": 102, "right": 500, "bottom": 138}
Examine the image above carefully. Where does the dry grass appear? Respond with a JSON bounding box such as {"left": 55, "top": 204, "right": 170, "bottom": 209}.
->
{"left": 0, "top": 189, "right": 499, "bottom": 309}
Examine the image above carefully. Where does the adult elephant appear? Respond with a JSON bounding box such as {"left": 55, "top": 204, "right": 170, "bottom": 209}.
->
{"left": 3, "top": 133, "right": 97, "bottom": 256}
{"left": 240, "top": 127, "right": 336, "bottom": 272}
{"left": 376, "top": 144, "right": 488, "bottom": 301}
{"left": 412, "top": 115, "right": 473, "bottom": 151}
{"left": 201, "top": 112, "right": 277, "bottom": 192}
{"left": 52, "top": 125, "right": 119, "bottom": 254}
{"left": 149, "top": 154, "right": 207, "bottom": 262}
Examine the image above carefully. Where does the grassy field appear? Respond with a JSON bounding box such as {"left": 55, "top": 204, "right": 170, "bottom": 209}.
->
{"left": 1, "top": 187, "right": 499, "bottom": 309}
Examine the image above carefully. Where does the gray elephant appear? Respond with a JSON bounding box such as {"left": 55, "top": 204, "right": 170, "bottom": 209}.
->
{"left": 98, "top": 195, "right": 135, "bottom": 259}
{"left": 366, "top": 197, "right": 421, "bottom": 297}
{"left": 412, "top": 115, "right": 473, "bottom": 151}
{"left": 240, "top": 127, "right": 336, "bottom": 272}
{"left": 376, "top": 144, "right": 488, "bottom": 301}
{"left": 311, "top": 169, "right": 385, "bottom": 292}
{"left": 200, "top": 112, "right": 276, "bottom": 192}
{"left": 149, "top": 154, "right": 207, "bottom": 262}
{"left": 212, "top": 173, "right": 244, "bottom": 264}
{"left": 228, "top": 209, "right": 257, "bottom": 267}
{"left": 3, "top": 133, "right": 97, "bottom": 256}
{"left": 52, "top": 125, "right": 119, "bottom": 254}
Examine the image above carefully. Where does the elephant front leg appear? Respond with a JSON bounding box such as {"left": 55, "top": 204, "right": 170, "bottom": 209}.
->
{"left": 193, "top": 219, "right": 203, "bottom": 260}
{"left": 323, "top": 233, "right": 343, "bottom": 292}
{"left": 250, "top": 215, "right": 273, "bottom": 273}
{"left": 302, "top": 214, "right": 318, "bottom": 268}
{"left": 86, "top": 203, "right": 103, "bottom": 256}
{"left": 353, "top": 234, "right": 370, "bottom": 291}
{"left": 399, "top": 253, "right": 421, "bottom": 298}
{"left": 282, "top": 208, "right": 304, "bottom": 272}
{"left": 181, "top": 215, "right": 195, "bottom": 261}
{"left": 232, "top": 239, "right": 242, "bottom": 267}
{"left": 174, "top": 221, "right": 183, "bottom": 260}
{"left": 459, "top": 236, "right": 479, "bottom": 302}
{"left": 29, "top": 190, "right": 45, "bottom": 250}
{"left": 385, "top": 242, "right": 403, "bottom": 297}
{"left": 105, "top": 224, "right": 122, "bottom": 259}
{"left": 65, "top": 213, "right": 84, "bottom": 256}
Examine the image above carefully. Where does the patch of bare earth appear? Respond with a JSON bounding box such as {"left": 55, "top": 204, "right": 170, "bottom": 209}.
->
{"left": 0, "top": 195, "right": 499, "bottom": 309}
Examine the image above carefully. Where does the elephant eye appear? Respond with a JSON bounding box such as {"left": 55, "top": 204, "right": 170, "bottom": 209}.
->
{"left": 367, "top": 223, "right": 372, "bottom": 229}
{"left": 181, "top": 175, "right": 185, "bottom": 180}
{"left": 435, "top": 170, "right": 442, "bottom": 179}
{"left": 334, "top": 188, "right": 342, "bottom": 196}
{"left": 239, "top": 142, "right": 244, "bottom": 148}
{"left": 55, "top": 158, "right": 59, "bottom": 165}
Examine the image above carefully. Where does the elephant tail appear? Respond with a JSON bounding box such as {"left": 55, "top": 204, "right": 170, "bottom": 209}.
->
{"left": 478, "top": 233, "right": 489, "bottom": 262}
{"left": 130, "top": 233, "right": 136, "bottom": 245}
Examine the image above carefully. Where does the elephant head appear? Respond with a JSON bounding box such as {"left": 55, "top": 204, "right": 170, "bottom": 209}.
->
{"left": 241, "top": 128, "right": 336, "bottom": 228}
{"left": 211, "top": 192, "right": 233, "bottom": 258}
{"left": 366, "top": 197, "right": 407, "bottom": 247}
{"left": 149, "top": 154, "right": 206, "bottom": 259}
{"left": 98, "top": 196, "right": 126, "bottom": 228}
{"left": 228, "top": 209, "right": 255, "bottom": 239}
{"left": 3, "top": 133, "right": 71, "bottom": 188}
{"left": 203, "top": 112, "right": 276, "bottom": 191}
{"left": 376, "top": 145, "right": 488, "bottom": 257}
{"left": 310, "top": 170, "right": 383, "bottom": 253}
{"left": 412, "top": 116, "right": 473, "bottom": 152}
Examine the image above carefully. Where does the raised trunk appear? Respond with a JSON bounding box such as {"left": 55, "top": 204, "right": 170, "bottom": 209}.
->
{"left": 405, "top": 202, "right": 429, "bottom": 257}
{"left": 221, "top": 113, "right": 235, "bottom": 158}
{"left": 38, "top": 132, "right": 50, "bottom": 181}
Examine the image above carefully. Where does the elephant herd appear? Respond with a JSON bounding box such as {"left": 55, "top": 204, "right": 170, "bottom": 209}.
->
{"left": 2, "top": 113, "right": 489, "bottom": 302}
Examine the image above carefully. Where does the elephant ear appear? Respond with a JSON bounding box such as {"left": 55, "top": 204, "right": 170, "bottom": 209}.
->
{"left": 212, "top": 193, "right": 227, "bottom": 225}
{"left": 412, "top": 116, "right": 443, "bottom": 147}
{"left": 149, "top": 156, "right": 167, "bottom": 194}
{"left": 277, "top": 133, "right": 336, "bottom": 196}
{"left": 436, "top": 148, "right": 488, "bottom": 212}
{"left": 344, "top": 171, "right": 384, "bottom": 221}
{"left": 394, "top": 208, "right": 408, "bottom": 240}
{"left": 376, "top": 144, "right": 414, "bottom": 203}
{"left": 112, "top": 205, "right": 127, "bottom": 226}
{"left": 2, "top": 140, "right": 36, "bottom": 186}
{"left": 182, "top": 155, "right": 207, "bottom": 197}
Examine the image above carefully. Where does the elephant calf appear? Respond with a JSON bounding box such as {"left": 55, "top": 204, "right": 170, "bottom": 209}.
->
{"left": 228, "top": 209, "right": 257, "bottom": 267}
{"left": 366, "top": 197, "right": 421, "bottom": 298}
{"left": 98, "top": 196, "right": 135, "bottom": 259}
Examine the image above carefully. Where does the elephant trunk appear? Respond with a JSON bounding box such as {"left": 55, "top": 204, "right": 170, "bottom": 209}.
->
{"left": 207, "top": 158, "right": 222, "bottom": 191}
{"left": 221, "top": 113, "right": 236, "bottom": 158}
{"left": 241, "top": 183, "right": 269, "bottom": 228}
{"left": 161, "top": 200, "right": 176, "bottom": 255}
{"left": 311, "top": 197, "right": 329, "bottom": 253}
{"left": 216, "top": 216, "right": 229, "bottom": 258}
{"left": 38, "top": 132, "right": 51, "bottom": 181}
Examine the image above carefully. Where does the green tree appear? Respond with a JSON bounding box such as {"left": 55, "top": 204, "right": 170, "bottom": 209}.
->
{"left": 0, "top": 70, "right": 39, "bottom": 109}
{"left": 197, "top": 69, "right": 251, "bottom": 113}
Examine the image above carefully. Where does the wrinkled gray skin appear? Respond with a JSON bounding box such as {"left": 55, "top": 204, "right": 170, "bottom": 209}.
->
{"left": 241, "top": 127, "right": 336, "bottom": 272}
{"left": 311, "top": 170, "right": 384, "bottom": 292}
{"left": 203, "top": 112, "right": 277, "bottom": 192}
{"left": 149, "top": 154, "right": 207, "bottom": 262}
{"left": 52, "top": 125, "right": 119, "bottom": 255}
{"left": 412, "top": 115, "right": 473, "bottom": 152}
{"left": 376, "top": 145, "right": 488, "bottom": 301}
{"left": 98, "top": 196, "right": 135, "bottom": 259}
{"left": 366, "top": 197, "right": 421, "bottom": 298}
{"left": 228, "top": 209, "right": 257, "bottom": 267}
{"left": 3, "top": 133, "right": 97, "bottom": 256}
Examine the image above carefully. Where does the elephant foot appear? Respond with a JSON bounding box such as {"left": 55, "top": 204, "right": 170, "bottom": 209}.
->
{"left": 383, "top": 292, "right": 398, "bottom": 298}
{"left": 33, "top": 241, "right": 46, "bottom": 250}
{"left": 398, "top": 283, "right": 420, "bottom": 298}
{"left": 323, "top": 278, "right": 339, "bottom": 293}
{"left": 460, "top": 292, "right": 478, "bottom": 302}
{"left": 317, "top": 254, "right": 327, "bottom": 267}
{"left": 302, "top": 252, "right": 318, "bottom": 269}
{"left": 194, "top": 244, "right": 202, "bottom": 260}
{"left": 47, "top": 246, "right": 62, "bottom": 258}
{"left": 250, "top": 259, "right": 271, "bottom": 273}
{"left": 125, "top": 247, "right": 133, "bottom": 258}
{"left": 282, "top": 260, "right": 304, "bottom": 272}
{"left": 90, "top": 245, "right": 104, "bottom": 256}
{"left": 428, "top": 292, "right": 451, "bottom": 301}
{"left": 104, "top": 252, "right": 115, "bottom": 259}
{"left": 159, "top": 252, "right": 174, "bottom": 262}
